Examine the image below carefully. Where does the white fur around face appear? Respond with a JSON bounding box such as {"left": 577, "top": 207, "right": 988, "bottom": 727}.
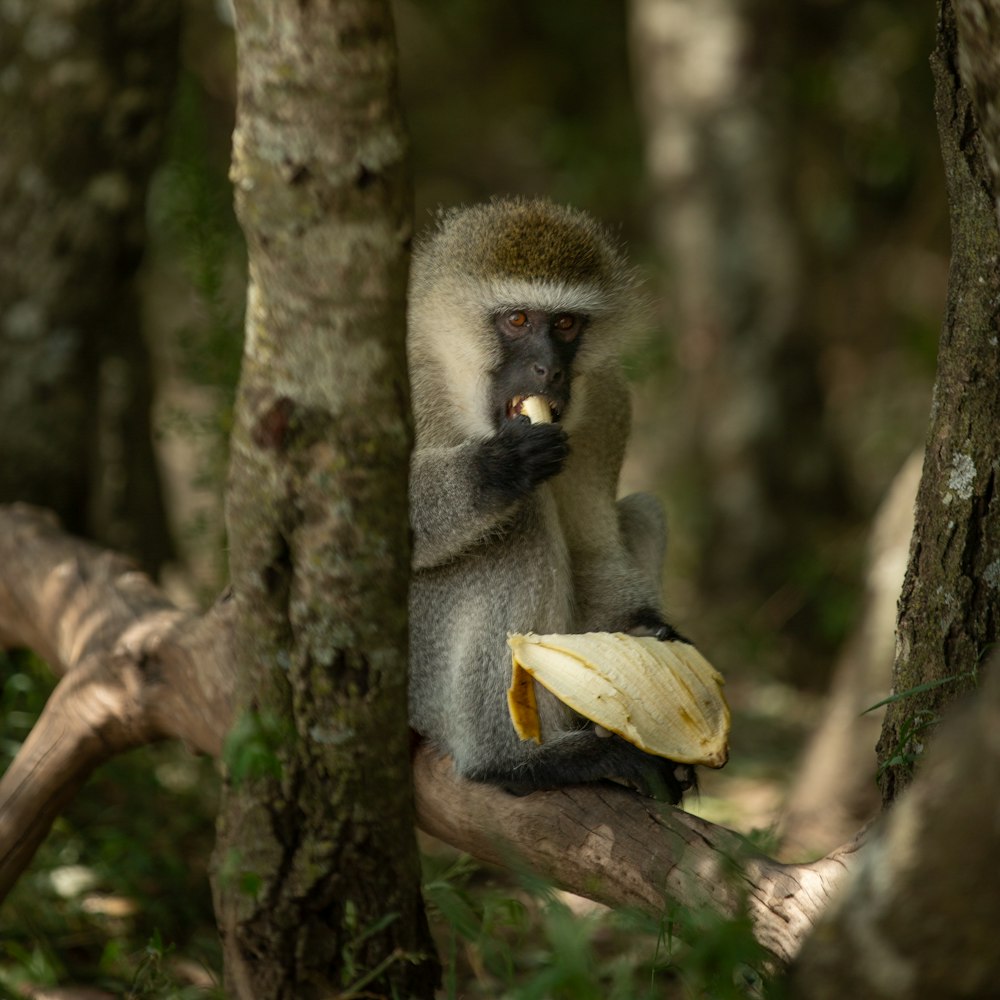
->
{"left": 408, "top": 294, "right": 497, "bottom": 438}
{"left": 478, "top": 276, "right": 611, "bottom": 317}
{"left": 408, "top": 271, "right": 635, "bottom": 441}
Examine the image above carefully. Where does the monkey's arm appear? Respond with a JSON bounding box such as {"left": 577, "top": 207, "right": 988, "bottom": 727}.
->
{"left": 554, "top": 370, "right": 675, "bottom": 632}
{"left": 410, "top": 421, "right": 568, "bottom": 571}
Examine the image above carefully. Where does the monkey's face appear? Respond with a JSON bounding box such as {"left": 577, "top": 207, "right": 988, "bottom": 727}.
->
{"left": 489, "top": 307, "right": 585, "bottom": 428}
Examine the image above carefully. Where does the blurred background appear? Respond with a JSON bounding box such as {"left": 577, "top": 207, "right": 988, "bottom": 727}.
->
{"left": 0, "top": 0, "right": 947, "bottom": 995}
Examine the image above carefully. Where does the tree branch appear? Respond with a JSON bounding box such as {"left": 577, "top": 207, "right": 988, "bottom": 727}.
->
{"left": 0, "top": 503, "right": 856, "bottom": 962}
{"left": 0, "top": 505, "right": 235, "bottom": 898}
{"left": 413, "top": 748, "right": 861, "bottom": 965}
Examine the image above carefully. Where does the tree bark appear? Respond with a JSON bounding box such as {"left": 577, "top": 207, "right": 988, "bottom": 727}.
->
{"left": 209, "top": 1, "right": 439, "bottom": 996}
{"left": 0, "top": 0, "right": 177, "bottom": 572}
{"left": 788, "top": 651, "right": 1000, "bottom": 998}
{"left": 877, "top": 0, "right": 1000, "bottom": 805}
{"left": 413, "top": 747, "right": 860, "bottom": 968}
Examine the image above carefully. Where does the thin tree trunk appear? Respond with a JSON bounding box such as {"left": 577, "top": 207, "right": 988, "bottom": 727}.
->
{"left": 0, "top": 0, "right": 177, "bottom": 572}
{"left": 877, "top": 0, "right": 1000, "bottom": 806}
{"left": 210, "top": 1, "right": 439, "bottom": 996}
{"left": 628, "top": 0, "right": 852, "bottom": 678}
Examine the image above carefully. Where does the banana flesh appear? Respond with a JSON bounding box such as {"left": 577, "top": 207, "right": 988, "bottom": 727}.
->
{"left": 506, "top": 632, "right": 730, "bottom": 768}
{"left": 521, "top": 396, "right": 552, "bottom": 424}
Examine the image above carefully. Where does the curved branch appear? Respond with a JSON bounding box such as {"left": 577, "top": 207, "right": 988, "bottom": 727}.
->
{"left": 413, "top": 747, "right": 861, "bottom": 964}
{"left": 0, "top": 503, "right": 858, "bottom": 961}
{"left": 0, "top": 505, "right": 236, "bottom": 898}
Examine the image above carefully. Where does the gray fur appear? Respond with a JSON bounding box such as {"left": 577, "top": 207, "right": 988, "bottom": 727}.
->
{"left": 407, "top": 199, "right": 689, "bottom": 800}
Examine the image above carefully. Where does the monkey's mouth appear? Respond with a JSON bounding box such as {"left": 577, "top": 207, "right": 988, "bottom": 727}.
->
{"left": 507, "top": 395, "right": 563, "bottom": 423}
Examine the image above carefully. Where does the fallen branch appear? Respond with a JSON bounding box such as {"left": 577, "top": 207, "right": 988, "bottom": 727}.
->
{"left": 0, "top": 503, "right": 857, "bottom": 962}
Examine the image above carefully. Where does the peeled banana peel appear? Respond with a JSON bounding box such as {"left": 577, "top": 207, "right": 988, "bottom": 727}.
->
{"left": 506, "top": 632, "right": 730, "bottom": 768}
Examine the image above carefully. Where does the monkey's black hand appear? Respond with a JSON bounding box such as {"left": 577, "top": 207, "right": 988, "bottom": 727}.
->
{"left": 477, "top": 416, "right": 569, "bottom": 504}
{"left": 631, "top": 758, "right": 697, "bottom": 803}
{"left": 628, "top": 609, "right": 691, "bottom": 644}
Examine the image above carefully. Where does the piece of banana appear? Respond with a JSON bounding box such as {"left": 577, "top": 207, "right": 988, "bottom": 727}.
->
{"left": 506, "top": 631, "right": 730, "bottom": 768}
{"left": 521, "top": 396, "right": 552, "bottom": 424}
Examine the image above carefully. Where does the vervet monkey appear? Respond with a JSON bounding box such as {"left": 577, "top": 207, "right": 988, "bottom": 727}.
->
{"left": 407, "top": 198, "right": 694, "bottom": 802}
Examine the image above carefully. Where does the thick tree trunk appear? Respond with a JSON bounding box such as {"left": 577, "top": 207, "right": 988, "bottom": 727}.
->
{"left": 209, "top": 1, "right": 439, "bottom": 996}
{"left": 877, "top": 0, "right": 1000, "bottom": 805}
{"left": 0, "top": 0, "right": 177, "bottom": 572}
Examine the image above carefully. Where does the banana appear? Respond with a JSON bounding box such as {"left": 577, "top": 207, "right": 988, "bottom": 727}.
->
{"left": 506, "top": 632, "right": 730, "bottom": 767}
{"left": 521, "top": 395, "right": 552, "bottom": 424}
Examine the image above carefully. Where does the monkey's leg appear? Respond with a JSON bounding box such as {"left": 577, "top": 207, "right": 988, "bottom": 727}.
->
{"left": 464, "top": 729, "right": 694, "bottom": 804}
{"left": 617, "top": 491, "right": 667, "bottom": 587}
{"left": 617, "top": 491, "right": 693, "bottom": 643}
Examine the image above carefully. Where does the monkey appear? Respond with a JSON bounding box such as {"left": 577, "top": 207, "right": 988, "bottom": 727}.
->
{"left": 407, "top": 197, "right": 695, "bottom": 803}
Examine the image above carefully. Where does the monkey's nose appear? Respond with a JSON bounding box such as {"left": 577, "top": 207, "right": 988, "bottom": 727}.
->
{"left": 534, "top": 364, "right": 564, "bottom": 386}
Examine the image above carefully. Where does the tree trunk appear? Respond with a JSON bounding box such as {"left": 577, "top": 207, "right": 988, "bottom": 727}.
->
{"left": 877, "top": 0, "right": 1000, "bottom": 806}
{"left": 788, "top": 652, "right": 1000, "bottom": 998}
{"left": 0, "top": 0, "right": 177, "bottom": 572}
{"left": 628, "top": 0, "right": 853, "bottom": 680}
{"left": 210, "top": 1, "right": 439, "bottom": 996}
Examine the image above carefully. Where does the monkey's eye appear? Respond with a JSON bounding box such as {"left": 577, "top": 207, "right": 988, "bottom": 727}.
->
{"left": 553, "top": 313, "right": 581, "bottom": 341}
{"left": 507, "top": 310, "right": 528, "bottom": 328}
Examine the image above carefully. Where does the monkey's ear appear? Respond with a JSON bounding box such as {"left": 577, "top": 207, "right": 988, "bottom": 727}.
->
{"left": 506, "top": 632, "right": 730, "bottom": 768}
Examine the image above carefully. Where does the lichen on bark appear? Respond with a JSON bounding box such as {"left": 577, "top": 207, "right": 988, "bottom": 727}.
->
{"left": 876, "top": 0, "right": 1000, "bottom": 806}
{"left": 211, "top": 1, "right": 438, "bottom": 996}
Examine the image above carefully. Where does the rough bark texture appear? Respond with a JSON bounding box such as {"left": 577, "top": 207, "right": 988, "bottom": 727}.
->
{"left": 0, "top": 505, "right": 857, "bottom": 969}
{"left": 628, "top": 0, "right": 852, "bottom": 676}
{"left": 210, "top": 1, "right": 439, "bottom": 996}
{"left": 956, "top": 0, "right": 1000, "bottom": 221}
{"left": 877, "top": 0, "right": 1000, "bottom": 806}
{"left": 0, "top": 0, "right": 177, "bottom": 571}
{"left": 788, "top": 651, "right": 1000, "bottom": 998}
{"left": 414, "top": 749, "right": 861, "bottom": 968}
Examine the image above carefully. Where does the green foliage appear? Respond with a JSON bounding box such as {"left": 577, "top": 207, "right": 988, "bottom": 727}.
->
{"left": 423, "top": 852, "right": 774, "bottom": 999}
{"left": 862, "top": 671, "right": 976, "bottom": 716}
{"left": 337, "top": 903, "right": 428, "bottom": 999}
{"left": 1, "top": 650, "right": 53, "bottom": 765}
{"left": 147, "top": 71, "right": 247, "bottom": 596}
{"left": 670, "top": 905, "right": 768, "bottom": 1000}
{"left": 150, "top": 73, "right": 245, "bottom": 397}
{"left": 868, "top": 671, "right": 977, "bottom": 783}
{"left": 0, "top": 651, "right": 221, "bottom": 996}
{"left": 123, "top": 930, "right": 224, "bottom": 1000}
{"left": 220, "top": 708, "right": 290, "bottom": 786}
{"left": 876, "top": 707, "right": 937, "bottom": 781}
